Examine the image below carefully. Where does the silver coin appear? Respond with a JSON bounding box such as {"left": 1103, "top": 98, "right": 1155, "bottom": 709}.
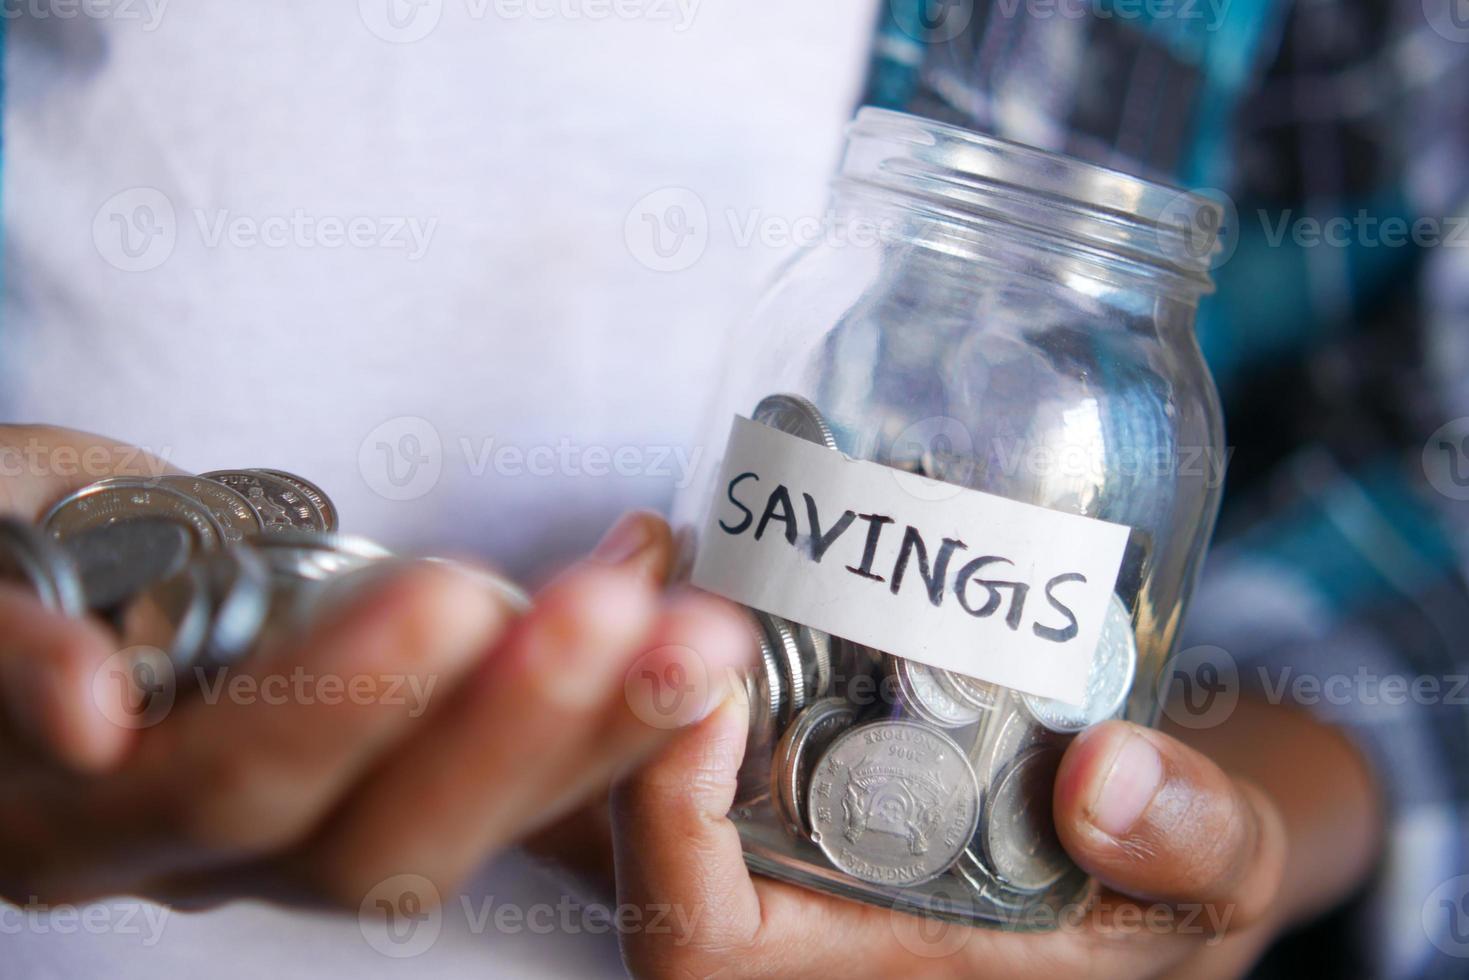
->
{"left": 973, "top": 701, "right": 1058, "bottom": 787}
{"left": 752, "top": 393, "right": 839, "bottom": 450}
{"left": 0, "top": 517, "right": 85, "bottom": 616}
{"left": 1022, "top": 595, "right": 1137, "bottom": 733}
{"left": 757, "top": 612, "right": 807, "bottom": 725}
{"left": 43, "top": 482, "right": 223, "bottom": 552}
{"left": 59, "top": 517, "right": 194, "bottom": 612}
{"left": 771, "top": 697, "right": 857, "bottom": 840}
{"left": 935, "top": 669, "right": 1001, "bottom": 713}
{"left": 793, "top": 622, "right": 834, "bottom": 702}
{"left": 201, "top": 470, "right": 327, "bottom": 534}
{"left": 808, "top": 720, "right": 979, "bottom": 886}
{"left": 955, "top": 849, "right": 1031, "bottom": 913}
{"left": 154, "top": 476, "right": 265, "bottom": 544}
{"left": 889, "top": 656, "right": 985, "bottom": 729}
{"left": 735, "top": 611, "right": 786, "bottom": 806}
{"left": 252, "top": 469, "right": 338, "bottom": 532}
{"left": 980, "top": 744, "right": 1071, "bottom": 893}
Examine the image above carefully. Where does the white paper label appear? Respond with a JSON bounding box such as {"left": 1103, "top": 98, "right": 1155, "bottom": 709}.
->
{"left": 692, "top": 416, "right": 1131, "bottom": 705}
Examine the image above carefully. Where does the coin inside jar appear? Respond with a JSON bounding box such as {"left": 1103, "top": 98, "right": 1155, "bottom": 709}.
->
{"left": 734, "top": 611, "right": 786, "bottom": 806}
{"left": 980, "top": 743, "right": 1070, "bottom": 893}
{"left": 888, "top": 656, "right": 985, "bottom": 729}
{"left": 770, "top": 697, "right": 857, "bottom": 840}
{"left": 1022, "top": 595, "right": 1137, "bottom": 733}
{"left": 752, "top": 393, "right": 840, "bottom": 451}
{"left": 807, "top": 720, "right": 979, "bottom": 887}
{"left": 756, "top": 611, "right": 807, "bottom": 725}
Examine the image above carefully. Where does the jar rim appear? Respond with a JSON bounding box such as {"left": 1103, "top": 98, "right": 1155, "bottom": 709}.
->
{"left": 840, "top": 108, "right": 1223, "bottom": 291}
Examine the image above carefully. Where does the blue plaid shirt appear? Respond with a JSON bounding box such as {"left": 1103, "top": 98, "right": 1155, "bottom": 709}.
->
{"left": 865, "top": 2, "right": 1469, "bottom": 977}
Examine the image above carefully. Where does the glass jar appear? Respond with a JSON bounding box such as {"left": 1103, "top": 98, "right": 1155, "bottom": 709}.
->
{"left": 673, "top": 107, "right": 1226, "bottom": 929}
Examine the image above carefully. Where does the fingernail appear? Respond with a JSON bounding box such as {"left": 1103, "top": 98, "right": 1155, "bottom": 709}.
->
{"left": 1088, "top": 732, "right": 1164, "bottom": 838}
{"left": 591, "top": 514, "right": 651, "bottom": 566}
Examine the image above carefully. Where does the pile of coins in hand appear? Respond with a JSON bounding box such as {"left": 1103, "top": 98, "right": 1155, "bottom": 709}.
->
{"left": 0, "top": 469, "right": 401, "bottom": 683}
{"left": 732, "top": 395, "right": 1140, "bottom": 920}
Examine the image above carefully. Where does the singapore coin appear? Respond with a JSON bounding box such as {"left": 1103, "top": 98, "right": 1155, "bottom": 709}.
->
{"left": 980, "top": 744, "right": 1071, "bottom": 893}
{"left": 118, "top": 560, "right": 213, "bottom": 672}
{"left": 752, "top": 393, "right": 839, "bottom": 450}
{"left": 201, "top": 470, "right": 327, "bottom": 534}
{"left": 251, "top": 470, "right": 338, "bottom": 532}
{"left": 771, "top": 697, "right": 857, "bottom": 839}
{"left": 43, "top": 482, "right": 223, "bottom": 552}
{"left": 154, "top": 475, "right": 265, "bottom": 544}
{"left": 955, "top": 849, "right": 1031, "bottom": 914}
{"left": 1022, "top": 595, "right": 1137, "bottom": 733}
{"left": 889, "top": 657, "right": 985, "bottom": 729}
{"left": 808, "top": 720, "right": 979, "bottom": 886}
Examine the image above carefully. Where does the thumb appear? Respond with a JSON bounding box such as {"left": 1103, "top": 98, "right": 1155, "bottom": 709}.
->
{"left": 1053, "top": 721, "right": 1287, "bottom": 931}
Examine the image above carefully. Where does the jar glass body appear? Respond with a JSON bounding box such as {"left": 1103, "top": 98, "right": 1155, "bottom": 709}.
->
{"left": 673, "top": 110, "right": 1226, "bottom": 928}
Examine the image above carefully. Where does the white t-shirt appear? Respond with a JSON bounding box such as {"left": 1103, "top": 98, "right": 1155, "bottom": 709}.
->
{"left": 1, "top": 2, "right": 874, "bottom": 975}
